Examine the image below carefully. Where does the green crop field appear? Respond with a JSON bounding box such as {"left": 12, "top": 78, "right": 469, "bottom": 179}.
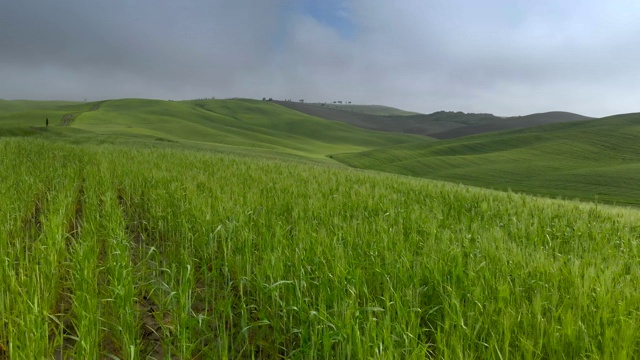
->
{"left": 2, "top": 139, "right": 640, "bottom": 358}
{"left": 2, "top": 99, "right": 640, "bottom": 358}
{"left": 335, "top": 112, "right": 640, "bottom": 206}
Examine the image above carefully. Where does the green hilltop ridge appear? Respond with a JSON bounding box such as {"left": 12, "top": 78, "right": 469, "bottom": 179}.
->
{"left": 274, "top": 101, "right": 591, "bottom": 138}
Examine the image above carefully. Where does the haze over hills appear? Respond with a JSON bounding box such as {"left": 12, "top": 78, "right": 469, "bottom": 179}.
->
{"left": 429, "top": 111, "right": 593, "bottom": 139}
{"left": 275, "top": 100, "right": 592, "bottom": 139}
{"left": 275, "top": 100, "right": 505, "bottom": 136}
{"left": 310, "top": 103, "right": 419, "bottom": 116}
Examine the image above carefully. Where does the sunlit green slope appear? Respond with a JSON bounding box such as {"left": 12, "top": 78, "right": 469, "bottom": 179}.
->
{"left": 0, "top": 101, "right": 92, "bottom": 136}
{"left": 0, "top": 98, "right": 425, "bottom": 160}
{"left": 334, "top": 113, "right": 640, "bottom": 205}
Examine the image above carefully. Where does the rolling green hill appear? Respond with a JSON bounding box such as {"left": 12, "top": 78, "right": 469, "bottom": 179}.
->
{"left": 334, "top": 113, "right": 640, "bottom": 205}
{"left": 2, "top": 98, "right": 638, "bottom": 206}
{"left": 0, "top": 98, "right": 424, "bottom": 160}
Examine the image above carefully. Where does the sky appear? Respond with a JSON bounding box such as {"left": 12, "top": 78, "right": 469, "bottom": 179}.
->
{"left": 1, "top": 0, "right": 640, "bottom": 117}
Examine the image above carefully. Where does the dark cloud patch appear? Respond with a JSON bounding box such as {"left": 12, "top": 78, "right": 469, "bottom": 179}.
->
{"left": 0, "top": 0, "right": 285, "bottom": 100}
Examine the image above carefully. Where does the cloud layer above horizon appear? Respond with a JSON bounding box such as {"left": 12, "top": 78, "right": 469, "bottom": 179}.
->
{"left": 1, "top": 0, "right": 639, "bottom": 117}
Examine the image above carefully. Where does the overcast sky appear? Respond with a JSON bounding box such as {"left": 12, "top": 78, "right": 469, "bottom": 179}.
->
{"left": 1, "top": 0, "right": 639, "bottom": 117}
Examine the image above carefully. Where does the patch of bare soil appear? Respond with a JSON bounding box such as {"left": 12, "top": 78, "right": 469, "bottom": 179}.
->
{"left": 50, "top": 290, "right": 76, "bottom": 360}
{"left": 139, "top": 294, "right": 178, "bottom": 359}
{"left": 22, "top": 197, "right": 43, "bottom": 241}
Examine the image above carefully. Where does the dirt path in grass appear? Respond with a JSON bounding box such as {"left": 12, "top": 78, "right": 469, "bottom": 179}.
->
{"left": 61, "top": 102, "right": 102, "bottom": 126}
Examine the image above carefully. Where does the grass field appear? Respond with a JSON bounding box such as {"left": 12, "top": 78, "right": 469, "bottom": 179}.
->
{"left": 334, "top": 112, "right": 640, "bottom": 205}
{"left": 2, "top": 138, "right": 640, "bottom": 359}
{"left": 2, "top": 99, "right": 640, "bottom": 358}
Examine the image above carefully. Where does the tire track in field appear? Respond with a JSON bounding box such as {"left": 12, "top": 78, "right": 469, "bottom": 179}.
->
{"left": 115, "top": 189, "right": 174, "bottom": 359}
{"left": 60, "top": 101, "right": 102, "bottom": 126}
{"left": 52, "top": 179, "right": 87, "bottom": 359}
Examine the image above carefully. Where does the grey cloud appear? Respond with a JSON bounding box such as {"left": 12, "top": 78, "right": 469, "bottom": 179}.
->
{"left": 0, "top": 0, "right": 285, "bottom": 100}
{"left": 2, "top": 0, "right": 640, "bottom": 116}
{"left": 342, "top": 0, "right": 640, "bottom": 116}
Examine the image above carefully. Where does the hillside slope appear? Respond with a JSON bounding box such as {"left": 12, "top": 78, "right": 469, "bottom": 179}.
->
{"left": 274, "top": 101, "right": 409, "bottom": 133}
{"left": 334, "top": 113, "right": 640, "bottom": 205}
{"left": 0, "top": 98, "right": 424, "bottom": 160}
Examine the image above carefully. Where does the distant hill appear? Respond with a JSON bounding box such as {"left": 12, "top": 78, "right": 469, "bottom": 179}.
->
{"left": 333, "top": 113, "right": 640, "bottom": 205}
{"left": 384, "top": 111, "right": 501, "bottom": 134}
{"left": 276, "top": 102, "right": 593, "bottom": 139}
{"left": 274, "top": 101, "right": 404, "bottom": 132}
{"left": 430, "top": 111, "right": 592, "bottom": 139}
{"left": 309, "top": 103, "right": 419, "bottom": 116}
{"left": 398, "top": 111, "right": 500, "bottom": 126}
{"left": 274, "top": 101, "right": 498, "bottom": 137}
